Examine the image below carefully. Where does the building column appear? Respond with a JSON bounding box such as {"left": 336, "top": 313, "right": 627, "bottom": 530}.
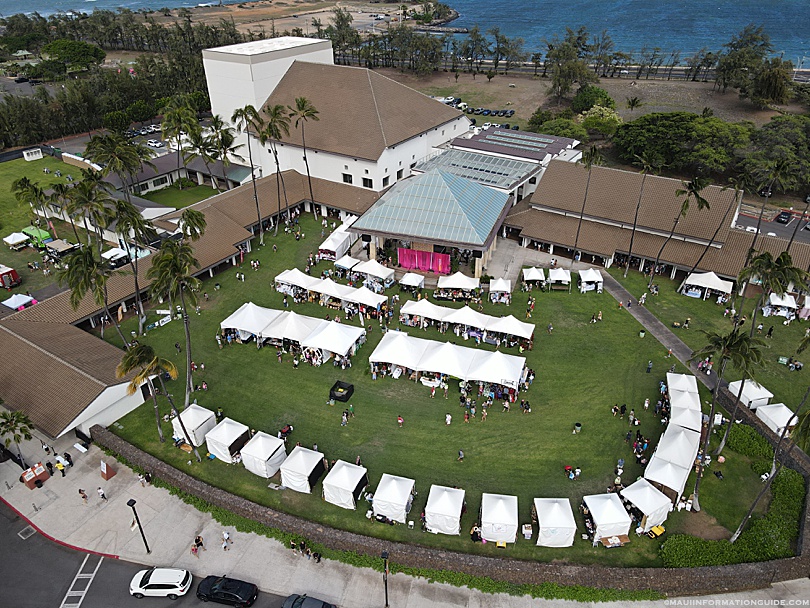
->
{"left": 320, "top": 204, "right": 327, "bottom": 217}
{"left": 474, "top": 257, "right": 483, "bottom": 278}
{"left": 670, "top": 266, "right": 677, "bottom": 280}
{"left": 209, "top": 268, "right": 214, "bottom": 278}
{"left": 549, "top": 244, "right": 554, "bottom": 255}
{"left": 369, "top": 239, "right": 377, "bottom": 261}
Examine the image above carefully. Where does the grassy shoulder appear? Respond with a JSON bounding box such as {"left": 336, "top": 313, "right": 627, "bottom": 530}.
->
{"left": 107, "top": 214, "right": 780, "bottom": 568}
{"left": 142, "top": 184, "right": 219, "bottom": 209}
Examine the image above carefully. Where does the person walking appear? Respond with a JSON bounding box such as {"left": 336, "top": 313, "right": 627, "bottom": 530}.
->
{"left": 457, "top": 450, "right": 465, "bottom": 462}
{"left": 547, "top": 323, "right": 553, "bottom": 334}
{"left": 397, "top": 415, "right": 404, "bottom": 428}
{"left": 222, "top": 530, "right": 233, "bottom": 549}
{"left": 191, "top": 544, "right": 199, "bottom": 558}
{"left": 175, "top": 342, "right": 182, "bottom": 354}
{"left": 341, "top": 412, "right": 348, "bottom": 427}
{"left": 195, "top": 535, "right": 206, "bottom": 552}
{"left": 78, "top": 489, "right": 88, "bottom": 504}
{"left": 445, "top": 413, "right": 452, "bottom": 425}
{"left": 97, "top": 487, "right": 107, "bottom": 502}
{"left": 55, "top": 461, "right": 65, "bottom": 477}
{"left": 481, "top": 409, "right": 487, "bottom": 422}
{"left": 646, "top": 360, "right": 653, "bottom": 373}
{"left": 766, "top": 326, "right": 774, "bottom": 339}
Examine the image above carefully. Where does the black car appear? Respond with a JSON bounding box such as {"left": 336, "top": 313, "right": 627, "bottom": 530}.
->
{"left": 775, "top": 211, "right": 792, "bottom": 224}
{"left": 498, "top": 110, "right": 507, "bottom": 117}
{"left": 196, "top": 576, "right": 259, "bottom": 607}
{"left": 506, "top": 109, "right": 515, "bottom": 117}
{"left": 758, "top": 187, "right": 773, "bottom": 198}
{"left": 14, "top": 76, "right": 29, "bottom": 83}
{"left": 511, "top": 125, "right": 520, "bottom": 130}
{"left": 282, "top": 594, "right": 336, "bottom": 608}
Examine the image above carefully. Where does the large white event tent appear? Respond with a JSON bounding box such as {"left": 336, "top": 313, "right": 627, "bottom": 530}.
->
{"left": 400, "top": 300, "right": 534, "bottom": 339}
{"left": 489, "top": 278, "right": 511, "bottom": 293}
{"left": 259, "top": 311, "right": 324, "bottom": 343}
{"left": 280, "top": 446, "right": 326, "bottom": 494}
{"left": 480, "top": 493, "right": 519, "bottom": 543}
{"left": 318, "top": 225, "right": 354, "bottom": 261}
{"left": 578, "top": 268, "right": 603, "bottom": 293}
{"left": 621, "top": 479, "right": 672, "bottom": 532}
{"left": 301, "top": 321, "right": 365, "bottom": 360}
{"left": 667, "top": 372, "right": 699, "bottom": 393}
{"left": 522, "top": 267, "right": 545, "bottom": 283}
{"left": 314, "top": 277, "right": 357, "bottom": 302}
{"left": 467, "top": 350, "right": 526, "bottom": 389}
{"left": 171, "top": 404, "right": 216, "bottom": 446}
{"left": 354, "top": 259, "right": 395, "bottom": 282}
{"left": 644, "top": 457, "right": 691, "bottom": 502}
{"left": 205, "top": 418, "right": 250, "bottom": 463}
{"left": 583, "top": 493, "right": 632, "bottom": 545}
{"left": 756, "top": 403, "right": 796, "bottom": 435}
{"left": 400, "top": 298, "right": 449, "bottom": 323}
{"left": 322, "top": 460, "right": 369, "bottom": 510}
{"left": 769, "top": 292, "right": 797, "bottom": 311}
{"left": 444, "top": 305, "right": 492, "bottom": 330}
{"left": 728, "top": 380, "right": 773, "bottom": 409}
{"left": 486, "top": 315, "right": 535, "bottom": 340}
{"left": 437, "top": 271, "right": 480, "bottom": 291}
{"left": 334, "top": 254, "right": 360, "bottom": 271}
{"left": 351, "top": 286, "right": 387, "bottom": 309}
{"left": 653, "top": 425, "right": 701, "bottom": 469}
{"left": 424, "top": 485, "right": 465, "bottom": 535}
{"left": 680, "top": 271, "right": 733, "bottom": 299}
{"left": 241, "top": 432, "right": 287, "bottom": 478}
{"left": 548, "top": 268, "right": 572, "bottom": 288}
{"left": 275, "top": 268, "right": 321, "bottom": 292}
{"left": 373, "top": 474, "right": 415, "bottom": 524}
{"left": 369, "top": 331, "right": 430, "bottom": 371}
{"left": 220, "top": 302, "right": 283, "bottom": 341}
{"left": 418, "top": 342, "right": 483, "bottom": 383}
{"left": 534, "top": 498, "right": 576, "bottom": 547}
{"left": 668, "top": 405, "right": 702, "bottom": 433}
{"left": 399, "top": 272, "right": 425, "bottom": 289}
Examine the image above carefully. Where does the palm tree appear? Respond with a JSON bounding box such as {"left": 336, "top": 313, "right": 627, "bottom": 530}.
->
{"left": 66, "top": 170, "right": 115, "bottom": 254}
{"left": 689, "top": 328, "right": 764, "bottom": 511}
{"left": 85, "top": 134, "right": 154, "bottom": 205}
{"left": 48, "top": 182, "right": 74, "bottom": 241}
{"left": 161, "top": 96, "right": 198, "bottom": 189}
{"left": 625, "top": 96, "right": 642, "bottom": 112}
{"left": 208, "top": 114, "right": 244, "bottom": 191}
{"left": 572, "top": 146, "right": 603, "bottom": 269}
{"left": 178, "top": 208, "right": 207, "bottom": 243}
{"left": 685, "top": 180, "right": 740, "bottom": 278}
{"left": 260, "top": 104, "right": 291, "bottom": 236}
{"left": 288, "top": 97, "right": 320, "bottom": 219}
{"left": 624, "top": 153, "right": 659, "bottom": 277}
{"left": 0, "top": 409, "right": 34, "bottom": 470}
{"left": 12, "top": 177, "right": 57, "bottom": 239}
{"left": 183, "top": 127, "right": 217, "bottom": 188}
{"left": 116, "top": 344, "right": 177, "bottom": 444}
{"left": 648, "top": 176, "right": 711, "bottom": 290}
{"left": 57, "top": 246, "right": 129, "bottom": 349}
{"left": 232, "top": 104, "right": 266, "bottom": 245}
{"left": 111, "top": 199, "right": 153, "bottom": 335}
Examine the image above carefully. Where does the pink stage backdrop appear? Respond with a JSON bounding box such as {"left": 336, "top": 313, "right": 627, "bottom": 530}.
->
{"left": 397, "top": 248, "right": 451, "bottom": 275}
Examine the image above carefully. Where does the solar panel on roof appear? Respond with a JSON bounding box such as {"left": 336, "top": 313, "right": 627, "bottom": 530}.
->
{"left": 413, "top": 149, "right": 536, "bottom": 189}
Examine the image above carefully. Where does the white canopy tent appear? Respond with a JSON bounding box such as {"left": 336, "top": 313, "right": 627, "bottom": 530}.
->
{"left": 101, "top": 247, "right": 128, "bottom": 263}
{"left": 668, "top": 405, "right": 703, "bottom": 433}
{"left": 280, "top": 446, "right": 326, "bottom": 494}
{"left": 205, "top": 418, "right": 250, "bottom": 463}
{"left": 769, "top": 292, "right": 797, "bottom": 310}
{"left": 489, "top": 278, "right": 511, "bottom": 293}
{"left": 400, "top": 298, "right": 451, "bottom": 323}
{"left": 727, "top": 380, "right": 773, "bottom": 410}
{"left": 582, "top": 493, "right": 632, "bottom": 545}
{"left": 241, "top": 432, "right": 287, "bottom": 478}
{"left": 334, "top": 255, "right": 361, "bottom": 270}
{"left": 667, "top": 373, "right": 699, "bottom": 394}
{"left": 3, "top": 232, "right": 29, "bottom": 248}
{"left": 480, "top": 493, "right": 518, "bottom": 543}
{"left": 522, "top": 267, "right": 545, "bottom": 283}
{"left": 220, "top": 302, "right": 283, "bottom": 341}
{"left": 318, "top": 227, "right": 354, "bottom": 261}
{"left": 548, "top": 268, "right": 571, "bottom": 286}
{"left": 680, "top": 271, "right": 733, "bottom": 299}
{"left": 485, "top": 315, "right": 535, "bottom": 340}
{"left": 424, "top": 485, "right": 465, "bottom": 535}
{"left": 534, "top": 498, "right": 576, "bottom": 547}
{"left": 259, "top": 311, "right": 325, "bottom": 343}
{"left": 2, "top": 293, "right": 33, "bottom": 310}
{"left": 467, "top": 350, "right": 526, "bottom": 389}
{"left": 400, "top": 272, "right": 425, "bottom": 288}
{"left": 437, "top": 271, "right": 480, "bottom": 291}
{"left": 669, "top": 389, "right": 701, "bottom": 411}
{"left": 444, "top": 305, "right": 491, "bottom": 330}
{"left": 313, "top": 277, "right": 357, "bottom": 302}
{"left": 621, "top": 478, "right": 673, "bottom": 532}
{"left": 578, "top": 268, "right": 603, "bottom": 293}
{"left": 275, "top": 268, "right": 321, "bottom": 292}
{"left": 171, "top": 404, "right": 216, "bottom": 447}
{"left": 644, "top": 457, "right": 691, "bottom": 501}
{"left": 369, "top": 331, "right": 430, "bottom": 371}
{"left": 322, "top": 460, "right": 369, "bottom": 510}
{"left": 301, "top": 321, "right": 365, "bottom": 359}
{"left": 373, "top": 474, "right": 415, "bottom": 523}
{"left": 419, "top": 341, "right": 479, "bottom": 380}
{"left": 654, "top": 425, "right": 701, "bottom": 469}
{"left": 349, "top": 286, "right": 388, "bottom": 309}
{"left": 757, "top": 403, "right": 796, "bottom": 435}
{"left": 354, "top": 259, "right": 395, "bottom": 282}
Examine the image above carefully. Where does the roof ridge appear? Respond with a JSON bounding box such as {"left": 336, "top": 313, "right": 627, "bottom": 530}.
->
{"left": 0, "top": 322, "right": 107, "bottom": 388}
{"left": 367, "top": 70, "right": 388, "bottom": 148}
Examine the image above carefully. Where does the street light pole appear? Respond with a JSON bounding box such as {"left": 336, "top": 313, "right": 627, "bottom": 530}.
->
{"left": 127, "top": 498, "right": 151, "bottom": 554}
{"left": 381, "top": 550, "right": 389, "bottom": 607}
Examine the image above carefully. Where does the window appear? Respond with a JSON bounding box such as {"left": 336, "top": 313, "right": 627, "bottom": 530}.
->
{"left": 410, "top": 162, "right": 417, "bottom": 169}
{"left": 382, "top": 176, "right": 390, "bottom": 187}
{"left": 364, "top": 169, "right": 369, "bottom": 174}
{"left": 342, "top": 173, "right": 353, "bottom": 184}
{"left": 528, "top": 177, "right": 537, "bottom": 184}
{"left": 397, "top": 169, "right": 403, "bottom": 180}
{"left": 362, "top": 177, "right": 373, "bottom": 188}
{"left": 344, "top": 165, "right": 349, "bottom": 170}
{"left": 153, "top": 176, "right": 169, "bottom": 188}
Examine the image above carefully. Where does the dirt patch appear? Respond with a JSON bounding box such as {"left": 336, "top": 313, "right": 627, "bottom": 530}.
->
{"left": 681, "top": 510, "right": 731, "bottom": 541}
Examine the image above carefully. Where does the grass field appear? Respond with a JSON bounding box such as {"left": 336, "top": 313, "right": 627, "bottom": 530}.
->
{"left": 108, "top": 215, "right": 774, "bottom": 566}
{"left": 142, "top": 184, "right": 218, "bottom": 209}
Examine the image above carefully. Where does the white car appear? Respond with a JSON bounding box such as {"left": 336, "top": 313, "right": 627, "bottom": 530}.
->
{"left": 130, "top": 567, "right": 192, "bottom": 600}
{"left": 745, "top": 226, "right": 760, "bottom": 234}
{"left": 146, "top": 139, "right": 164, "bottom": 148}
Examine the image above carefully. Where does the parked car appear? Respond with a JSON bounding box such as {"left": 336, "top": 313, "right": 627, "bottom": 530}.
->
{"left": 147, "top": 139, "right": 164, "bottom": 148}
{"left": 130, "top": 567, "right": 192, "bottom": 600}
{"left": 506, "top": 109, "right": 515, "bottom": 117}
{"left": 14, "top": 76, "right": 29, "bottom": 83}
{"left": 775, "top": 211, "right": 792, "bottom": 224}
{"left": 498, "top": 110, "right": 507, "bottom": 117}
{"left": 196, "top": 576, "right": 259, "bottom": 607}
{"left": 482, "top": 122, "right": 492, "bottom": 130}
{"left": 481, "top": 110, "right": 490, "bottom": 116}
{"left": 282, "top": 594, "right": 336, "bottom": 608}
{"left": 511, "top": 125, "right": 520, "bottom": 130}
{"left": 758, "top": 186, "right": 773, "bottom": 198}
{"left": 745, "top": 226, "right": 760, "bottom": 234}
{"left": 501, "top": 123, "right": 510, "bottom": 129}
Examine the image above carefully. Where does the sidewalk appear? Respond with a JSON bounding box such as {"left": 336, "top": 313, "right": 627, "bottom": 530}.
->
{"left": 3, "top": 434, "right": 809, "bottom": 607}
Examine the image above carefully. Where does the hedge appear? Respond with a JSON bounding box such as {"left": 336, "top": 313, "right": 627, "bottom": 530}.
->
{"left": 727, "top": 424, "right": 774, "bottom": 460}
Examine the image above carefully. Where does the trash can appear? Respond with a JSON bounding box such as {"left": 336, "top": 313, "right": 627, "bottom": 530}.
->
{"left": 574, "top": 423, "right": 582, "bottom": 434}
{"left": 639, "top": 330, "right": 646, "bottom": 338}
{"left": 34, "top": 480, "right": 43, "bottom": 488}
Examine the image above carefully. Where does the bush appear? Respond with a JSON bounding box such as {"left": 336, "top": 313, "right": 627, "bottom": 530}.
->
{"left": 727, "top": 424, "right": 774, "bottom": 460}
{"left": 537, "top": 118, "right": 588, "bottom": 142}
{"left": 571, "top": 85, "right": 616, "bottom": 114}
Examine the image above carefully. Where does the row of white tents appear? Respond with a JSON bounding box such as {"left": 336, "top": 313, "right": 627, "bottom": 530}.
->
{"left": 521, "top": 267, "right": 604, "bottom": 293}
{"left": 220, "top": 303, "right": 365, "bottom": 360}
{"left": 370, "top": 331, "right": 527, "bottom": 388}
{"left": 333, "top": 256, "right": 396, "bottom": 283}
{"left": 275, "top": 269, "right": 389, "bottom": 309}
{"left": 399, "top": 299, "right": 535, "bottom": 340}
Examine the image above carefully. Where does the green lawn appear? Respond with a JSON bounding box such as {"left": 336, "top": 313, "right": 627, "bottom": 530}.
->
{"left": 142, "top": 184, "right": 219, "bottom": 209}
{"left": 109, "top": 216, "right": 772, "bottom": 567}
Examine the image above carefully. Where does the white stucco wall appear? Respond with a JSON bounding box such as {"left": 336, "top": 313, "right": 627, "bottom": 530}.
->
{"left": 61, "top": 382, "right": 146, "bottom": 438}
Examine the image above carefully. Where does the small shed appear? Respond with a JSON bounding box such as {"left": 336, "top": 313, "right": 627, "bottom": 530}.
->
{"left": 205, "top": 418, "right": 250, "bottom": 463}
{"left": 280, "top": 446, "right": 326, "bottom": 494}
{"left": 534, "top": 498, "right": 576, "bottom": 547}
{"left": 171, "top": 404, "right": 216, "bottom": 447}
{"left": 240, "top": 432, "right": 287, "bottom": 478}
{"left": 322, "top": 460, "right": 369, "bottom": 510}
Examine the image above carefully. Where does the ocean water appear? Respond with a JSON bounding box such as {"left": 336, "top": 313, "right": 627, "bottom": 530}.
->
{"left": 2, "top": 0, "right": 809, "bottom": 65}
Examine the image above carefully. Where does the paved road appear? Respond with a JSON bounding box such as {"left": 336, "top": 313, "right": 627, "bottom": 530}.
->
{"left": 0, "top": 500, "right": 287, "bottom": 608}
